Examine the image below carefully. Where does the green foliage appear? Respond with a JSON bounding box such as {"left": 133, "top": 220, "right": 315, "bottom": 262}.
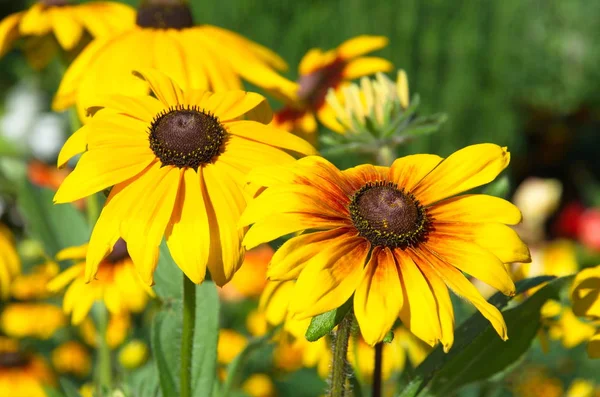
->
{"left": 58, "top": 379, "right": 82, "bottom": 397}
{"left": 305, "top": 297, "right": 352, "bottom": 342}
{"left": 153, "top": 241, "right": 183, "bottom": 301}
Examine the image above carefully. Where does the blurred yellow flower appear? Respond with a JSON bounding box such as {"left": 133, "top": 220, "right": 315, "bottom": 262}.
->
{"left": 119, "top": 339, "right": 149, "bottom": 369}
{"left": 217, "top": 329, "right": 248, "bottom": 365}
{"left": 241, "top": 373, "right": 276, "bottom": 397}
{"left": 0, "top": 0, "right": 135, "bottom": 70}
{"left": 0, "top": 339, "right": 54, "bottom": 397}
{"left": 246, "top": 309, "right": 268, "bottom": 338}
{"left": 79, "top": 383, "right": 95, "bottom": 397}
{"left": 220, "top": 244, "right": 273, "bottom": 301}
{"left": 571, "top": 265, "right": 600, "bottom": 358}
{"left": 80, "top": 312, "right": 131, "bottom": 350}
{"left": 0, "top": 223, "right": 21, "bottom": 300}
{"left": 243, "top": 145, "right": 529, "bottom": 347}
{"left": 269, "top": 35, "right": 392, "bottom": 141}
{"left": 51, "top": 341, "right": 91, "bottom": 378}
{"left": 52, "top": 0, "right": 294, "bottom": 121}
{"left": 48, "top": 240, "right": 153, "bottom": 324}
{"left": 11, "top": 261, "right": 59, "bottom": 301}
{"left": 54, "top": 69, "right": 315, "bottom": 287}
{"left": 514, "top": 368, "right": 563, "bottom": 397}
{"left": 566, "top": 379, "right": 596, "bottom": 397}
{"left": 0, "top": 303, "right": 65, "bottom": 339}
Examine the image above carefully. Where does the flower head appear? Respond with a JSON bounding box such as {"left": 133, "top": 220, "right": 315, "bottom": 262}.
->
{"left": 571, "top": 265, "right": 600, "bottom": 358}
{"left": 0, "top": 303, "right": 65, "bottom": 339}
{"left": 0, "top": 339, "right": 54, "bottom": 397}
{"left": 51, "top": 341, "right": 91, "bottom": 378}
{"left": 242, "top": 144, "right": 530, "bottom": 348}
{"left": 48, "top": 240, "right": 153, "bottom": 324}
{"left": 10, "top": 261, "right": 59, "bottom": 301}
{"left": 118, "top": 340, "right": 149, "bottom": 369}
{"left": 0, "top": 223, "right": 20, "bottom": 300}
{"left": 0, "top": 1, "right": 135, "bottom": 69}
{"left": 269, "top": 36, "right": 392, "bottom": 139}
{"left": 54, "top": 69, "right": 315, "bottom": 286}
{"left": 52, "top": 0, "right": 294, "bottom": 120}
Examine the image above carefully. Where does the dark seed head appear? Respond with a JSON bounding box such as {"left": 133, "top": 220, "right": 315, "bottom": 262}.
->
{"left": 39, "top": 0, "right": 69, "bottom": 6}
{"left": 149, "top": 105, "right": 226, "bottom": 169}
{"left": 0, "top": 352, "right": 29, "bottom": 368}
{"left": 105, "top": 238, "right": 129, "bottom": 264}
{"left": 136, "top": 0, "right": 194, "bottom": 29}
{"left": 349, "top": 181, "right": 429, "bottom": 248}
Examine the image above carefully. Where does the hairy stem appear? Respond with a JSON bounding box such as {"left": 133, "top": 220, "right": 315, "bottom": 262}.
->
{"left": 180, "top": 275, "right": 196, "bottom": 397}
{"left": 329, "top": 314, "right": 353, "bottom": 397}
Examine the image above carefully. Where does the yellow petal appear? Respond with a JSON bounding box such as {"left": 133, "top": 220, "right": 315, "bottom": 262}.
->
{"left": 354, "top": 247, "right": 404, "bottom": 345}
{"left": 122, "top": 165, "right": 180, "bottom": 285}
{"left": 259, "top": 280, "right": 294, "bottom": 326}
{"left": 47, "top": 264, "right": 84, "bottom": 293}
{"left": 0, "top": 12, "right": 22, "bottom": 58}
{"left": 19, "top": 4, "right": 51, "bottom": 35}
{"left": 86, "top": 95, "right": 164, "bottom": 122}
{"left": 571, "top": 265, "right": 600, "bottom": 318}
{"left": 50, "top": 9, "right": 83, "bottom": 50}
{"left": 290, "top": 237, "right": 369, "bottom": 319}
{"left": 337, "top": 35, "right": 389, "bottom": 59}
{"left": 154, "top": 30, "right": 189, "bottom": 91}
{"left": 298, "top": 48, "right": 325, "bottom": 76}
{"left": 267, "top": 228, "right": 356, "bottom": 280}
{"left": 133, "top": 67, "right": 185, "bottom": 106}
{"left": 57, "top": 125, "right": 89, "bottom": 168}
{"left": 226, "top": 120, "right": 317, "bottom": 156}
{"left": 428, "top": 194, "right": 522, "bottom": 225}
{"left": 394, "top": 251, "right": 442, "bottom": 347}
{"left": 219, "top": 135, "right": 296, "bottom": 174}
{"left": 202, "top": 163, "right": 246, "bottom": 286}
{"left": 390, "top": 154, "right": 442, "bottom": 192}
{"left": 201, "top": 91, "right": 271, "bottom": 122}
{"left": 54, "top": 147, "right": 155, "bottom": 203}
{"left": 588, "top": 331, "right": 600, "bottom": 358}
{"left": 56, "top": 244, "right": 88, "bottom": 261}
{"left": 165, "top": 170, "right": 210, "bottom": 284}
{"left": 412, "top": 144, "right": 510, "bottom": 206}
{"left": 342, "top": 57, "right": 393, "bottom": 80}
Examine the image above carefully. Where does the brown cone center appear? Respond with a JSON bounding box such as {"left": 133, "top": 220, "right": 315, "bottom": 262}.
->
{"left": 105, "top": 238, "right": 129, "bottom": 264}
{"left": 136, "top": 1, "right": 194, "bottom": 29}
{"left": 39, "top": 0, "right": 69, "bottom": 6}
{"left": 0, "top": 352, "right": 29, "bottom": 368}
{"left": 349, "top": 182, "right": 429, "bottom": 248}
{"left": 149, "top": 106, "right": 225, "bottom": 169}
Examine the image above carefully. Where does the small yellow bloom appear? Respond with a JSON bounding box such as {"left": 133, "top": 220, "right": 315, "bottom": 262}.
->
{"left": 11, "top": 261, "right": 59, "bottom": 301}
{"left": 514, "top": 368, "right": 563, "bottom": 397}
{"left": 51, "top": 341, "right": 91, "bottom": 378}
{"left": 0, "top": 223, "right": 20, "bottom": 300}
{"left": 119, "top": 340, "right": 149, "bottom": 369}
{"left": 0, "top": 342, "right": 55, "bottom": 397}
{"left": 220, "top": 244, "right": 273, "bottom": 301}
{"left": 241, "top": 374, "right": 276, "bottom": 397}
{"left": 79, "top": 313, "right": 131, "bottom": 350}
{"left": 53, "top": 0, "right": 293, "bottom": 121}
{"left": 54, "top": 69, "right": 315, "bottom": 286}
{"left": 48, "top": 241, "right": 153, "bottom": 324}
{"left": 0, "top": 0, "right": 135, "bottom": 70}
{"left": 269, "top": 35, "right": 392, "bottom": 140}
{"left": 0, "top": 303, "right": 65, "bottom": 339}
{"left": 243, "top": 145, "right": 529, "bottom": 348}
{"left": 246, "top": 309, "right": 268, "bottom": 337}
{"left": 570, "top": 265, "right": 600, "bottom": 358}
{"left": 217, "top": 329, "right": 248, "bottom": 365}
{"left": 566, "top": 379, "right": 596, "bottom": 397}
{"left": 79, "top": 383, "right": 95, "bottom": 397}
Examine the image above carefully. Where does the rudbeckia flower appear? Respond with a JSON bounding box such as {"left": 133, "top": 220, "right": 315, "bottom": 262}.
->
{"left": 54, "top": 69, "right": 315, "bottom": 286}
{"left": 268, "top": 35, "right": 392, "bottom": 141}
{"left": 0, "top": 0, "right": 135, "bottom": 69}
{"left": 48, "top": 240, "right": 154, "bottom": 324}
{"left": 51, "top": 341, "right": 91, "bottom": 378}
{"left": 242, "top": 144, "right": 531, "bottom": 348}
{"left": 0, "top": 303, "right": 65, "bottom": 339}
{"left": 10, "top": 261, "right": 59, "bottom": 301}
{"left": 0, "top": 339, "right": 54, "bottom": 397}
{"left": 0, "top": 223, "right": 20, "bottom": 300}
{"left": 52, "top": 0, "right": 295, "bottom": 120}
{"left": 571, "top": 265, "right": 600, "bottom": 358}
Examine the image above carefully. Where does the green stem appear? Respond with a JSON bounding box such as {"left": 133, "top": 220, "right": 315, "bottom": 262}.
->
{"left": 329, "top": 313, "right": 353, "bottom": 397}
{"left": 96, "top": 304, "right": 112, "bottom": 391}
{"left": 372, "top": 343, "right": 383, "bottom": 397}
{"left": 86, "top": 194, "right": 100, "bottom": 225}
{"left": 181, "top": 275, "right": 196, "bottom": 397}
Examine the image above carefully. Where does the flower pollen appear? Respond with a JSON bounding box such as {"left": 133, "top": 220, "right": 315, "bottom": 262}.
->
{"left": 149, "top": 105, "right": 226, "bottom": 170}
{"left": 349, "top": 181, "right": 429, "bottom": 248}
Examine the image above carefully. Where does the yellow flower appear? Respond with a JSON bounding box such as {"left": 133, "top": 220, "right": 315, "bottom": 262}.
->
{"left": 80, "top": 313, "right": 132, "bottom": 350}
{"left": 514, "top": 368, "right": 563, "bottom": 397}
{"left": 242, "top": 144, "right": 530, "bottom": 348}
{"left": 0, "top": 303, "right": 65, "bottom": 339}
{"left": 51, "top": 341, "right": 91, "bottom": 378}
{"left": 48, "top": 241, "right": 153, "bottom": 324}
{"left": 11, "top": 261, "right": 59, "bottom": 301}
{"left": 217, "top": 329, "right": 248, "bottom": 365}
{"left": 79, "top": 383, "right": 94, "bottom": 397}
{"left": 566, "top": 379, "right": 596, "bottom": 397}
{"left": 52, "top": 0, "right": 294, "bottom": 121}
{"left": 0, "top": 223, "right": 20, "bottom": 300}
{"left": 54, "top": 69, "right": 315, "bottom": 286}
{"left": 571, "top": 265, "right": 600, "bottom": 358}
{"left": 119, "top": 340, "right": 149, "bottom": 369}
{"left": 220, "top": 244, "right": 273, "bottom": 301}
{"left": 0, "top": 344, "right": 54, "bottom": 397}
{"left": 241, "top": 374, "right": 276, "bottom": 397}
{"left": 269, "top": 35, "right": 392, "bottom": 140}
{"left": 246, "top": 309, "right": 268, "bottom": 337}
{"left": 0, "top": 0, "right": 134, "bottom": 70}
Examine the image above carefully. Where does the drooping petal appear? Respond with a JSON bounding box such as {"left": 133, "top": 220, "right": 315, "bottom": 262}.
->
{"left": 57, "top": 124, "right": 90, "bottom": 168}
{"left": 133, "top": 67, "right": 185, "bottom": 106}
{"left": 19, "top": 4, "right": 51, "bottom": 35}
{"left": 46, "top": 263, "right": 84, "bottom": 293}
{"left": 412, "top": 144, "right": 510, "bottom": 206}
{"left": 56, "top": 244, "right": 88, "bottom": 261}
{"left": 428, "top": 194, "right": 522, "bottom": 225}
{"left": 267, "top": 228, "right": 357, "bottom": 280}
{"left": 342, "top": 57, "right": 393, "bottom": 80}
{"left": 50, "top": 9, "right": 83, "bottom": 50}
{"left": 155, "top": 30, "right": 189, "bottom": 90}
{"left": 337, "top": 35, "right": 389, "bottom": 59}
{"left": 226, "top": 120, "right": 317, "bottom": 156}
{"left": 289, "top": 237, "right": 369, "bottom": 319}
{"left": 0, "top": 13, "right": 22, "bottom": 57}
{"left": 390, "top": 154, "right": 442, "bottom": 193}
{"left": 165, "top": 169, "right": 210, "bottom": 284}
{"left": 354, "top": 247, "right": 404, "bottom": 345}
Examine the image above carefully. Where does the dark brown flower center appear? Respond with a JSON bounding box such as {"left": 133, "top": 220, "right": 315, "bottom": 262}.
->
{"left": 136, "top": 0, "right": 194, "bottom": 29}
{"left": 39, "top": 0, "right": 69, "bottom": 6}
{"left": 349, "top": 181, "right": 429, "bottom": 248}
{"left": 105, "top": 238, "right": 129, "bottom": 264}
{"left": 0, "top": 352, "right": 29, "bottom": 368}
{"left": 149, "top": 105, "right": 226, "bottom": 169}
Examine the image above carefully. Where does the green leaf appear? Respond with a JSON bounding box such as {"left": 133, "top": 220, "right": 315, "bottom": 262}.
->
{"left": 125, "top": 363, "right": 160, "bottom": 397}
{"left": 59, "top": 379, "right": 82, "bottom": 397}
{"left": 43, "top": 387, "right": 66, "bottom": 397}
{"left": 482, "top": 175, "right": 511, "bottom": 199}
{"left": 153, "top": 241, "right": 183, "bottom": 300}
{"left": 17, "top": 180, "right": 90, "bottom": 258}
{"left": 397, "top": 275, "right": 557, "bottom": 397}
{"left": 383, "top": 330, "right": 395, "bottom": 343}
{"left": 152, "top": 282, "right": 220, "bottom": 397}
{"left": 305, "top": 298, "right": 353, "bottom": 342}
